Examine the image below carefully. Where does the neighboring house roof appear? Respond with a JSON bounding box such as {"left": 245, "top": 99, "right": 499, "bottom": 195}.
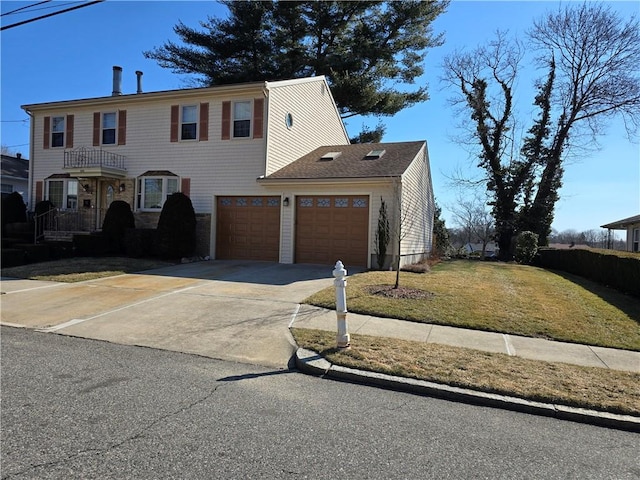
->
{"left": 261, "top": 141, "right": 425, "bottom": 181}
{"left": 1, "top": 154, "right": 29, "bottom": 180}
{"left": 600, "top": 214, "right": 640, "bottom": 229}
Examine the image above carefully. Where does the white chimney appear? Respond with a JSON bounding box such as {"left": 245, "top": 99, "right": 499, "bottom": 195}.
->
{"left": 135, "top": 70, "right": 143, "bottom": 93}
{"left": 112, "top": 66, "right": 123, "bottom": 96}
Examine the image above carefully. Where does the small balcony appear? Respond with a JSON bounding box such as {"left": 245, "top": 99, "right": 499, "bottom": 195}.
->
{"left": 64, "top": 147, "right": 127, "bottom": 178}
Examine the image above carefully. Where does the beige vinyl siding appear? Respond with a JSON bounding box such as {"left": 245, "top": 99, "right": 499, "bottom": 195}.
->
{"left": 265, "top": 78, "right": 349, "bottom": 175}
{"left": 399, "top": 144, "right": 434, "bottom": 263}
{"left": 28, "top": 90, "right": 268, "bottom": 215}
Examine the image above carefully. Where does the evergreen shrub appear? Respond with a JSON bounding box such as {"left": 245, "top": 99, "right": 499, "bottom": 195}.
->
{"left": 514, "top": 231, "right": 539, "bottom": 264}
{"left": 155, "top": 192, "right": 196, "bottom": 259}
{"left": 102, "top": 200, "right": 135, "bottom": 253}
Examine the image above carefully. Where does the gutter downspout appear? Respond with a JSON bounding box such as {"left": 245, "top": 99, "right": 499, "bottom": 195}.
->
{"left": 26, "top": 109, "right": 34, "bottom": 213}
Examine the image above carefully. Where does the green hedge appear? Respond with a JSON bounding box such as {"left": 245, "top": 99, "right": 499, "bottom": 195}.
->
{"left": 73, "top": 233, "right": 109, "bottom": 256}
{"left": 1, "top": 248, "right": 26, "bottom": 268}
{"left": 536, "top": 248, "right": 640, "bottom": 297}
{"left": 124, "top": 228, "right": 156, "bottom": 258}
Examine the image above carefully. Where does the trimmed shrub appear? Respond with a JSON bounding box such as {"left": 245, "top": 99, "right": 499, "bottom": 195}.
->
{"left": 102, "top": 200, "right": 135, "bottom": 253}
{"left": 155, "top": 192, "right": 196, "bottom": 259}
{"left": 1, "top": 192, "right": 27, "bottom": 235}
{"left": 514, "top": 231, "right": 539, "bottom": 264}
{"left": 34, "top": 200, "right": 56, "bottom": 217}
{"left": 74, "top": 233, "right": 109, "bottom": 256}
{"left": 537, "top": 248, "right": 640, "bottom": 297}
{"left": 1, "top": 248, "right": 26, "bottom": 268}
{"left": 15, "top": 243, "right": 50, "bottom": 263}
{"left": 124, "top": 228, "right": 157, "bottom": 258}
{"left": 4, "top": 222, "right": 34, "bottom": 242}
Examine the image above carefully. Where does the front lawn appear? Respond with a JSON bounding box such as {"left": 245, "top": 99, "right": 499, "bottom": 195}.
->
{"left": 0, "top": 257, "right": 174, "bottom": 283}
{"left": 304, "top": 260, "right": 640, "bottom": 350}
{"left": 292, "top": 328, "right": 640, "bottom": 415}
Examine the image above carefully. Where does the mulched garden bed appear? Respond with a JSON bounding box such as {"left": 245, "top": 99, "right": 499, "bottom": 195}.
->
{"left": 366, "top": 285, "right": 434, "bottom": 300}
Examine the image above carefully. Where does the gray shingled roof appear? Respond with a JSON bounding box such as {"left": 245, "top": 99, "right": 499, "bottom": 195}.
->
{"left": 1, "top": 154, "right": 29, "bottom": 179}
{"left": 601, "top": 214, "right": 640, "bottom": 229}
{"left": 265, "top": 141, "right": 425, "bottom": 180}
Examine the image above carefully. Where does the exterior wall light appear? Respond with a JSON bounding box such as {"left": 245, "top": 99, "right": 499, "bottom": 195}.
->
{"left": 119, "top": 183, "right": 126, "bottom": 192}
{"left": 283, "top": 197, "right": 290, "bottom": 207}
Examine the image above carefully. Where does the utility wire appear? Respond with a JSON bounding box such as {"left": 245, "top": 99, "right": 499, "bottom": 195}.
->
{"left": 1, "top": 0, "right": 52, "bottom": 17}
{"left": 3, "top": 1, "right": 83, "bottom": 17}
{"left": 1, "top": 0, "right": 104, "bottom": 31}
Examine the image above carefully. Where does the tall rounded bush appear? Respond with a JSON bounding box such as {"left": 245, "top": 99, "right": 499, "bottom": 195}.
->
{"left": 102, "top": 200, "right": 135, "bottom": 253}
{"left": 155, "top": 192, "right": 196, "bottom": 259}
{"left": 1, "top": 191, "right": 27, "bottom": 223}
{"left": 34, "top": 200, "right": 56, "bottom": 217}
{"left": 1, "top": 192, "right": 27, "bottom": 235}
{"left": 514, "top": 231, "right": 539, "bottom": 264}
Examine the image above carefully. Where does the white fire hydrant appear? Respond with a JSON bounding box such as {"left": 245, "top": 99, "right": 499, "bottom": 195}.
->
{"left": 333, "top": 260, "right": 350, "bottom": 348}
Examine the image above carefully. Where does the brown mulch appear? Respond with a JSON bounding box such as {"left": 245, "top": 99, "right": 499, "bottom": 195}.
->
{"left": 366, "top": 284, "right": 434, "bottom": 299}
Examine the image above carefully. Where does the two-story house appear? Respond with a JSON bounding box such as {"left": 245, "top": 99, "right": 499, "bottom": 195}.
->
{"left": 22, "top": 68, "right": 434, "bottom": 268}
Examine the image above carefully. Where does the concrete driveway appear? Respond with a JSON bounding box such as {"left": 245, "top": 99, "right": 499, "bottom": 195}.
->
{"left": 0, "top": 260, "right": 342, "bottom": 368}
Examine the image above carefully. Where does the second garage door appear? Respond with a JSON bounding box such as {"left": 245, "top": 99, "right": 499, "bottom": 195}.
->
{"left": 216, "top": 196, "right": 281, "bottom": 261}
{"left": 295, "top": 195, "right": 369, "bottom": 267}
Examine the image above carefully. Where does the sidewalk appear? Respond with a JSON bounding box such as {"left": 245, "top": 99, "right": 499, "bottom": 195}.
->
{"left": 290, "top": 304, "right": 640, "bottom": 373}
{"left": 291, "top": 304, "right": 640, "bottom": 431}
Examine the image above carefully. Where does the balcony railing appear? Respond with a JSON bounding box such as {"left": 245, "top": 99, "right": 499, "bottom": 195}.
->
{"left": 64, "top": 146, "right": 126, "bottom": 172}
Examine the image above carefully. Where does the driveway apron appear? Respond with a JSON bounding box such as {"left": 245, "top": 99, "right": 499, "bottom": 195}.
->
{"left": 0, "top": 261, "right": 336, "bottom": 368}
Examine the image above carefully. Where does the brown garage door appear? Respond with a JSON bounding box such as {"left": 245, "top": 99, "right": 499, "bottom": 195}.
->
{"left": 295, "top": 195, "right": 369, "bottom": 267}
{"left": 216, "top": 196, "right": 281, "bottom": 261}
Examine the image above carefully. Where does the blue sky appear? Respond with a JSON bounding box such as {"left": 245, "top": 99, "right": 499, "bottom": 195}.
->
{"left": 2, "top": 0, "right": 638, "bottom": 233}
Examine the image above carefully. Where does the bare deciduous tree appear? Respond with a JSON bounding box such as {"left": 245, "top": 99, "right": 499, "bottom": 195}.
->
{"left": 450, "top": 193, "right": 494, "bottom": 259}
{"left": 443, "top": 3, "right": 640, "bottom": 259}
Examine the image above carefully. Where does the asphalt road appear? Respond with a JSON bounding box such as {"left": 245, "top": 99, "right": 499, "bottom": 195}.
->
{"left": 2, "top": 327, "right": 638, "bottom": 479}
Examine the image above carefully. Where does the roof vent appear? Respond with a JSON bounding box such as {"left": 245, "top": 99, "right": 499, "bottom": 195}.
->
{"left": 364, "top": 149, "right": 386, "bottom": 159}
{"left": 320, "top": 151, "right": 342, "bottom": 161}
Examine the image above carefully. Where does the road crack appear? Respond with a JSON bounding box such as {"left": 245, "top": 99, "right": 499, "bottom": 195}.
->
{"left": 1, "top": 384, "right": 226, "bottom": 479}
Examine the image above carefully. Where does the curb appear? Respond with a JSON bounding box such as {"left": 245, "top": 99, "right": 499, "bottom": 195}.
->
{"left": 295, "top": 348, "right": 640, "bottom": 433}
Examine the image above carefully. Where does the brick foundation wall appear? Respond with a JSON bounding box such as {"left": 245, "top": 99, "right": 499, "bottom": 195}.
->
{"left": 133, "top": 211, "right": 211, "bottom": 257}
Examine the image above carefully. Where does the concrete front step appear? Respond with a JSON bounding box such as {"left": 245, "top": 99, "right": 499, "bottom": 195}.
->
{"left": 43, "top": 231, "right": 88, "bottom": 242}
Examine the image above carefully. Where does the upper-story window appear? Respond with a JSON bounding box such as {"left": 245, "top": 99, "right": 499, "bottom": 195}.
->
{"left": 221, "top": 99, "right": 262, "bottom": 140}
{"left": 181, "top": 105, "right": 198, "bottom": 140}
{"left": 102, "top": 112, "right": 117, "bottom": 144}
{"left": 233, "top": 101, "right": 251, "bottom": 138}
{"left": 44, "top": 114, "right": 73, "bottom": 149}
{"left": 93, "top": 110, "right": 126, "bottom": 146}
{"left": 51, "top": 116, "right": 65, "bottom": 147}
{"left": 171, "top": 103, "right": 208, "bottom": 142}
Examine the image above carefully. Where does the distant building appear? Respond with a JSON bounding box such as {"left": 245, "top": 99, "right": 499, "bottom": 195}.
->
{"left": 601, "top": 214, "right": 640, "bottom": 253}
{"left": 1, "top": 153, "right": 29, "bottom": 206}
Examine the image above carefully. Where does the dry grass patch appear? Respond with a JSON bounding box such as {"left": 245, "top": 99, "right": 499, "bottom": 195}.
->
{"left": 304, "top": 260, "right": 640, "bottom": 350}
{"left": 1, "top": 257, "right": 174, "bottom": 282}
{"left": 292, "top": 328, "right": 640, "bottom": 416}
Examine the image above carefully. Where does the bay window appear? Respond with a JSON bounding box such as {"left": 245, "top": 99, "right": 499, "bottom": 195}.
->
{"left": 137, "top": 176, "right": 179, "bottom": 210}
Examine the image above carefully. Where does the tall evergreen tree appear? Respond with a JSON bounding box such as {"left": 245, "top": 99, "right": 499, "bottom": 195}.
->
{"left": 144, "top": 0, "right": 448, "bottom": 141}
